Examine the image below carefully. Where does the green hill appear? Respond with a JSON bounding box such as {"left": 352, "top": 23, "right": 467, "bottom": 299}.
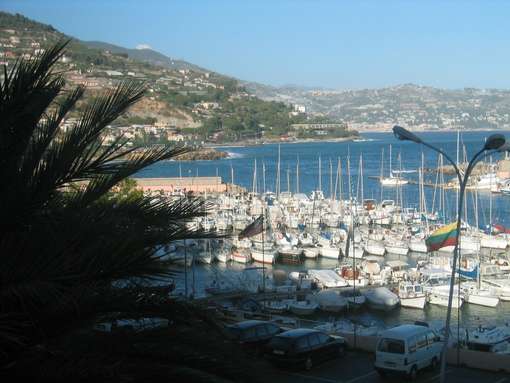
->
{"left": 0, "top": 11, "right": 354, "bottom": 143}
{"left": 83, "top": 40, "right": 208, "bottom": 72}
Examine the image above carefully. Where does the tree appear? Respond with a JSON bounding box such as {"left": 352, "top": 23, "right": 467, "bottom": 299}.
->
{"left": 0, "top": 41, "right": 216, "bottom": 367}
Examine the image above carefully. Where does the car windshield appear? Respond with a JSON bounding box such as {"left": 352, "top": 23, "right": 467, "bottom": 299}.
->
{"left": 268, "top": 336, "right": 294, "bottom": 351}
{"left": 378, "top": 338, "right": 405, "bottom": 354}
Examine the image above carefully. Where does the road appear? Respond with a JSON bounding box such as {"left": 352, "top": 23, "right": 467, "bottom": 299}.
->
{"left": 266, "top": 350, "right": 508, "bottom": 383}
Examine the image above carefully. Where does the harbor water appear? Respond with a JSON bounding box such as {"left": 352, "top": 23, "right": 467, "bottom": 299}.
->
{"left": 137, "top": 131, "right": 510, "bottom": 329}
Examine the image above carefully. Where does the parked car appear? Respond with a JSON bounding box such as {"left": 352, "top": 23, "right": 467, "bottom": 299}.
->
{"left": 375, "top": 324, "right": 442, "bottom": 380}
{"left": 266, "top": 328, "right": 346, "bottom": 370}
{"left": 225, "top": 320, "right": 282, "bottom": 354}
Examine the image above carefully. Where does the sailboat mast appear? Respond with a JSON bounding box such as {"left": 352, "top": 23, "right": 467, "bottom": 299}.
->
{"left": 252, "top": 158, "right": 257, "bottom": 194}
{"left": 347, "top": 153, "right": 352, "bottom": 201}
{"left": 380, "top": 147, "right": 384, "bottom": 201}
{"left": 489, "top": 155, "right": 493, "bottom": 229}
{"left": 389, "top": 144, "right": 392, "bottom": 176}
{"left": 456, "top": 130, "right": 460, "bottom": 209}
{"left": 338, "top": 158, "right": 343, "bottom": 202}
{"left": 334, "top": 157, "right": 340, "bottom": 201}
{"left": 360, "top": 154, "right": 364, "bottom": 203}
{"left": 262, "top": 160, "right": 266, "bottom": 193}
{"left": 276, "top": 144, "right": 281, "bottom": 197}
{"left": 329, "top": 158, "right": 333, "bottom": 199}
{"left": 296, "top": 155, "right": 300, "bottom": 194}
{"left": 287, "top": 165, "right": 290, "bottom": 193}
{"left": 318, "top": 155, "right": 322, "bottom": 192}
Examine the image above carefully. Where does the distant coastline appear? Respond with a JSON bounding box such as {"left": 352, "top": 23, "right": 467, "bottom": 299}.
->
{"left": 209, "top": 134, "right": 359, "bottom": 149}
{"left": 356, "top": 127, "right": 510, "bottom": 134}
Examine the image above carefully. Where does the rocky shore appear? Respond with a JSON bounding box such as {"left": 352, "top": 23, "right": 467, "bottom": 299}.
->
{"left": 175, "top": 147, "right": 228, "bottom": 161}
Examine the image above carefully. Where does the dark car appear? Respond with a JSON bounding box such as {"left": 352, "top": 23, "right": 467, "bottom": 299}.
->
{"left": 266, "top": 328, "right": 346, "bottom": 370}
{"left": 225, "top": 320, "right": 282, "bottom": 354}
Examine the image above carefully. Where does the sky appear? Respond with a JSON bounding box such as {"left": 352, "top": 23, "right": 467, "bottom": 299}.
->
{"left": 3, "top": 0, "right": 510, "bottom": 90}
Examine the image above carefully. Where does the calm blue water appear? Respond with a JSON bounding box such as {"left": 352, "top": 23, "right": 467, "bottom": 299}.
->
{"left": 138, "top": 131, "right": 510, "bottom": 229}
{"left": 138, "top": 131, "right": 510, "bottom": 328}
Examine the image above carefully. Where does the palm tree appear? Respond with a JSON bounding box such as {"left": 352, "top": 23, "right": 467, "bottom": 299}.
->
{"left": 0, "top": 41, "right": 216, "bottom": 361}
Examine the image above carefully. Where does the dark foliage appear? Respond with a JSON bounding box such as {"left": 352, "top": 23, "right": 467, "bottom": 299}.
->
{"left": 0, "top": 41, "right": 220, "bottom": 368}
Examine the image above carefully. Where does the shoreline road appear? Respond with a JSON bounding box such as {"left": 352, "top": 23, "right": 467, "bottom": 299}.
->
{"left": 267, "top": 351, "right": 508, "bottom": 383}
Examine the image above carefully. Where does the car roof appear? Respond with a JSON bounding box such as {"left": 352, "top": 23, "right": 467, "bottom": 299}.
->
{"left": 277, "top": 328, "right": 321, "bottom": 338}
{"left": 230, "top": 320, "right": 270, "bottom": 329}
{"left": 380, "top": 324, "right": 430, "bottom": 340}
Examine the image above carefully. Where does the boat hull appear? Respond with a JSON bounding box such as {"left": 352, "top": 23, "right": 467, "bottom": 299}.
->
{"left": 385, "top": 245, "right": 409, "bottom": 256}
{"left": 289, "top": 303, "right": 318, "bottom": 316}
{"left": 303, "top": 247, "right": 320, "bottom": 259}
{"left": 251, "top": 249, "right": 276, "bottom": 264}
{"left": 464, "top": 294, "right": 499, "bottom": 307}
{"left": 320, "top": 247, "right": 340, "bottom": 259}
{"left": 364, "top": 243, "right": 386, "bottom": 256}
{"left": 400, "top": 295, "right": 426, "bottom": 309}
{"left": 427, "top": 292, "right": 463, "bottom": 308}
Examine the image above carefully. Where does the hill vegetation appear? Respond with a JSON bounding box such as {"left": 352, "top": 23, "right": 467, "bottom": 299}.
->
{"left": 0, "top": 11, "right": 354, "bottom": 144}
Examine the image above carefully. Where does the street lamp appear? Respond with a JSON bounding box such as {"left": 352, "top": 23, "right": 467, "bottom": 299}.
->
{"left": 393, "top": 126, "right": 505, "bottom": 383}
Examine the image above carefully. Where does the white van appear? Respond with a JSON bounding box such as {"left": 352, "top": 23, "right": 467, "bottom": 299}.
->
{"left": 375, "top": 324, "right": 443, "bottom": 380}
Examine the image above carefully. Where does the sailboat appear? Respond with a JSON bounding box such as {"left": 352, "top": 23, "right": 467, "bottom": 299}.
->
{"left": 462, "top": 282, "right": 500, "bottom": 307}
{"left": 380, "top": 145, "right": 409, "bottom": 186}
{"left": 480, "top": 172, "right": 508, "bottom": 249}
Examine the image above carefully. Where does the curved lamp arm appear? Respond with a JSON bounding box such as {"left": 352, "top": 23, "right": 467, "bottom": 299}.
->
{"left": 420, "top": 141, "right": 463, "bottom": 187}
{"left": 393, "top": 125, "right": 463, "bottom": 185}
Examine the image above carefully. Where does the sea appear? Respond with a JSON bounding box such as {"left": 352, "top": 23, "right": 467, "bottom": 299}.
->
{"left": 137, "top": 130, "right": 510, "bottom": 329}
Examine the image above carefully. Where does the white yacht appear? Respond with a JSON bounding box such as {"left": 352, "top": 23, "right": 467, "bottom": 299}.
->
{"left": 250, "top": 247, "right": 277, "bottom": 264}
{"left": 466, "top": 325, "right": 510, "bottom": 353}
{"left": 480, "top": 234, "right": 508, "bottom": 250}
{"left": 461, "top": 282, "right": 499, "bottom": 308}
{"left": 364, "top": 239, "right": 386, "bottom": 256}
{"left": 423, "top": 278, "right": 464, "bottom": 308}
{"left": 397, "top": 281, "right": 426, "bottom": 309}
{"left": 384, "top": 239, "right": 409, "bottom": 256}
{"left": 409, "top": 237, "right": 428, "bottom": 253}
{"left": 320, "top": 244, "right": 341, "bottom": 259}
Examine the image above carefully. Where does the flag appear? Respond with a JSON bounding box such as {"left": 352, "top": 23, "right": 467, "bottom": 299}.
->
{"left": 425, "top": 223, "right": 458, "bottom": 252}
{"left": 492, "top": 224, "right": 510, "bottom": 234}
{"left": 238, "top": 215, "right": 264, "bottom": 239}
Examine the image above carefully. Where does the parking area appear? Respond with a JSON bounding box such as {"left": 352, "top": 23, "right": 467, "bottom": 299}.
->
{"left": 266, "top": 351, "right": 509, "bottom": 383}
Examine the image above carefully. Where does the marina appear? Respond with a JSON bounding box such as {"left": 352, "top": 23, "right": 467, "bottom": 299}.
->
{"left": 138, "top": 131, "right": 510, "bottom": 358}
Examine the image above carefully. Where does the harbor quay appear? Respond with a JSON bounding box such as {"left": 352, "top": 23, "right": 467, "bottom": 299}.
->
{"left": 133, "top": 176, "right": 246, "bottom": 194}
{"left": 199, "top": 292, "right": 510, "bottom": 377}
{"left": 266, "top": 349, "right": 509, "bottom": 383}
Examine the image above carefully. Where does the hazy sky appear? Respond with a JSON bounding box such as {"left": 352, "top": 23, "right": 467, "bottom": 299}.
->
{"left": 3, "top": 0, "right": 510, "bottom": 89}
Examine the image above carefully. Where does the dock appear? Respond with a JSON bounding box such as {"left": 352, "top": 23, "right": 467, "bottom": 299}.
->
{"left": 133, "top": 176, "right": 246, "bottom": 194}
{"left": 368, "top": 175, "right": 457, "bottom": 189}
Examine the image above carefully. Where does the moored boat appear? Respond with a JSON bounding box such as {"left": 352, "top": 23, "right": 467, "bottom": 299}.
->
{"left": 397, "top": 281, "right": 426, "bottom": 309}
{"left": 288, "top": 300, "right": 319, "bottom": 316}
{"left": 364, "top": 287, "right": 400, "bottom": 311}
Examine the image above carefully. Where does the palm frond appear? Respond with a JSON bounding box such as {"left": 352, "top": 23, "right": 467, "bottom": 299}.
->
{"left": 0, "top": 41, "right": 222, "bottom": 365}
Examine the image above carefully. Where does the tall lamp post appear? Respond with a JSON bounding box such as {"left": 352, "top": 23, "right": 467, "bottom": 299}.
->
{"left": 392, "top": 126, "right": 506, "bottom": 383}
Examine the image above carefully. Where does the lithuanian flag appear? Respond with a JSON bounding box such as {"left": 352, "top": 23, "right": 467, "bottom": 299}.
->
{"left": 425, "top": 223, "right": 458, "bottom": 252}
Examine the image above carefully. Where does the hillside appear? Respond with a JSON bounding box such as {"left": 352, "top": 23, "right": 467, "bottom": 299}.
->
{"left": 246, "top": 82, "right": 510, "bottom": 132}
{"left": 83, "top": 40, "right": 207, "bottom": 72}
{"left": 0, "top": 11, "right": 353, "bottom": 144}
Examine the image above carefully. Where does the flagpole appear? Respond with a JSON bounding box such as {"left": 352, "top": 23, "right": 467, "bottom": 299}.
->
{"left": 262, "top": 210, "right": 266, "bottom": 292}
